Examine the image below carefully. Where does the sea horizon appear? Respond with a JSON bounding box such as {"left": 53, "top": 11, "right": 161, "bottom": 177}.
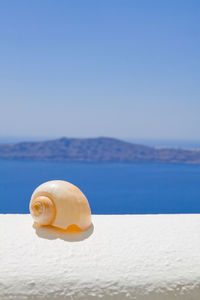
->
{"left": 0, "top": 136, "right": 200, "bottom": 150}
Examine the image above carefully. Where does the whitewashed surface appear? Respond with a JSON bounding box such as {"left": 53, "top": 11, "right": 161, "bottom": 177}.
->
{"left": 0, "top": 214, "right": 200, "bottom": 300}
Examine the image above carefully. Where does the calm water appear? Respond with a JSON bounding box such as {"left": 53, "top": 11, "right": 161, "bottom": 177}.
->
{"left": 0, "top": 159, "right": 200, "bottom": 214}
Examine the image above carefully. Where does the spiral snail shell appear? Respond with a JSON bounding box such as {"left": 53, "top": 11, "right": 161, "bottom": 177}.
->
{"left": 29, "top": 180, "right": 91, "bottom": 231}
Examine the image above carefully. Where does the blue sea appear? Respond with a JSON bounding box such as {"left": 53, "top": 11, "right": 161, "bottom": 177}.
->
{"left": 0, "top": 159, "right": 200, "bottom": 214}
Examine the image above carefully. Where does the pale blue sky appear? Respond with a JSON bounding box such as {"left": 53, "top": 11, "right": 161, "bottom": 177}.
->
{"left": 0, "top": 0, "right": 200, "bottom": 140}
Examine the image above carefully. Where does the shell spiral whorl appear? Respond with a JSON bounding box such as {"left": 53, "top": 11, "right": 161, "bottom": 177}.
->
{"left": 30, "top": 196, "right": 56, "bottom": 226}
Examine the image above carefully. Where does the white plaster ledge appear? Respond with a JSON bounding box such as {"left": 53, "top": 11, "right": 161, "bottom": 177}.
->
{"left": 0, "top": 214, "right": 200, "bottom": 300}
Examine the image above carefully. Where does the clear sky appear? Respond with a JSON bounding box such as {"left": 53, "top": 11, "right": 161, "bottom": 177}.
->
{"left": 0, "top": 0, "right": 200, "bottom": 140}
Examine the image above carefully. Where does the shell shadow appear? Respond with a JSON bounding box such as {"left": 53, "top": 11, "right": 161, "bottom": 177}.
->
{"left": 33, "top": 223, "right": 94, "bottom": 242}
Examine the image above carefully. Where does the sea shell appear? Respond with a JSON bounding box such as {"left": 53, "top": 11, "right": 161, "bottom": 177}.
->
{"left": 29, "top": 180, "right": 91, "bottom": 231}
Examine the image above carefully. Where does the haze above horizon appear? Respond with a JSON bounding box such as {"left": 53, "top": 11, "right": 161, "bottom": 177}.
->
{"left": 0, "top": 1, "right": 200, "bottom": 140}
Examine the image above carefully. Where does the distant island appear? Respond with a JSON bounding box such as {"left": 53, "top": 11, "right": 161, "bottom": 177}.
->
{"left": 0, "top": 137, "right": 200, "bottom": 164}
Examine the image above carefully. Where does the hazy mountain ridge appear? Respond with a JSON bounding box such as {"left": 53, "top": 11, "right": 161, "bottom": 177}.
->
{"left": 0, "top": 137, "right": 200, "bottom": 164}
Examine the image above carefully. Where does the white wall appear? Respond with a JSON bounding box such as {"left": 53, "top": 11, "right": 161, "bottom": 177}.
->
{"left": 0, "top": 214, "right": 200, "bottom": 299}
